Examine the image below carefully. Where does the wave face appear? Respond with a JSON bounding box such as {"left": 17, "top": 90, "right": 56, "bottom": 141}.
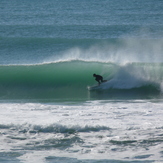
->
{"left": 0, "top": 60, "right": 162, "bottom": 100}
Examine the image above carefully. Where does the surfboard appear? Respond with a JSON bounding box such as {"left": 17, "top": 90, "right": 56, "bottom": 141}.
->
{"left": 87, "top": 85, "right": 100, "bottom": 91}
{"left": 87, "top": 80, "right": 108, "bottom": 91}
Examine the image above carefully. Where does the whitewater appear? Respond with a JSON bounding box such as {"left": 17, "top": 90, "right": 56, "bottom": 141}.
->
{"left": 0, "top": 0, "right": 163, "bottom": 162}
{"left": 0, "top": 101, "right": 163, "bottom": 162}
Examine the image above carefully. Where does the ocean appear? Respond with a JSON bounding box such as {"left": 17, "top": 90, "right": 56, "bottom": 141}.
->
{"left": 0, "top": 0, "right": 163, "bottom": 162}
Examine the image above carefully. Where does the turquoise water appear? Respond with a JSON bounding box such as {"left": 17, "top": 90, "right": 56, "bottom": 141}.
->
{"left": 0, "top": 61, "right": 163, "bottom": 101}
{"left": 0, "top": 0, "right": 163, "bottom": 162}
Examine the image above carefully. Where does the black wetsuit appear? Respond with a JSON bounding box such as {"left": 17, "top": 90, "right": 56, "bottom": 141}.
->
{"left": 94, "top": 74, "right": 103, "bottom": 85}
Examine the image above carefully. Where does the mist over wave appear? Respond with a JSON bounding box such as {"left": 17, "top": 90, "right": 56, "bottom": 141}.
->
{"left": 1, "top": 37, "right": 163, "bottom": 65}
{"left": 42, "top": 38, "right": 163, "bottom": 65}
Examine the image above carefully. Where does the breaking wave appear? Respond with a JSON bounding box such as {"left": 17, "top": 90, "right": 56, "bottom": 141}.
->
{"left": 0, "top": 60, "right": 162, "bottom": 100}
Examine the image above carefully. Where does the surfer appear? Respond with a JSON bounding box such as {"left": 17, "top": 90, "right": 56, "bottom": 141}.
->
{"left": 93, "top": 74, "right": 104, "bottom": 85}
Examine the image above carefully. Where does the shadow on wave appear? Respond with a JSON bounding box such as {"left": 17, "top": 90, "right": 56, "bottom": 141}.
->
{"left": 89, "top": 85, "right": 161, "bottom": 100}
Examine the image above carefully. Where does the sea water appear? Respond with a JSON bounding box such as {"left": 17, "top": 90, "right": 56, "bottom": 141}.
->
{"left": 0, "top": 0, "right": 163, "bottom": 162}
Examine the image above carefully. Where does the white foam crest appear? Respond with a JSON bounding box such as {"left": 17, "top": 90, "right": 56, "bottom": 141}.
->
{"left": 101, "top": 63, "right": 162, "bottom": 89}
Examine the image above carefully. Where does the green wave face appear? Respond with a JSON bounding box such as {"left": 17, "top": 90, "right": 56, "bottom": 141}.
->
{"left": 0, "top": 61, "right": 115, "bottom": 87}
{"left": 0, "top": 61, "right": 162, "bottom": 101}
